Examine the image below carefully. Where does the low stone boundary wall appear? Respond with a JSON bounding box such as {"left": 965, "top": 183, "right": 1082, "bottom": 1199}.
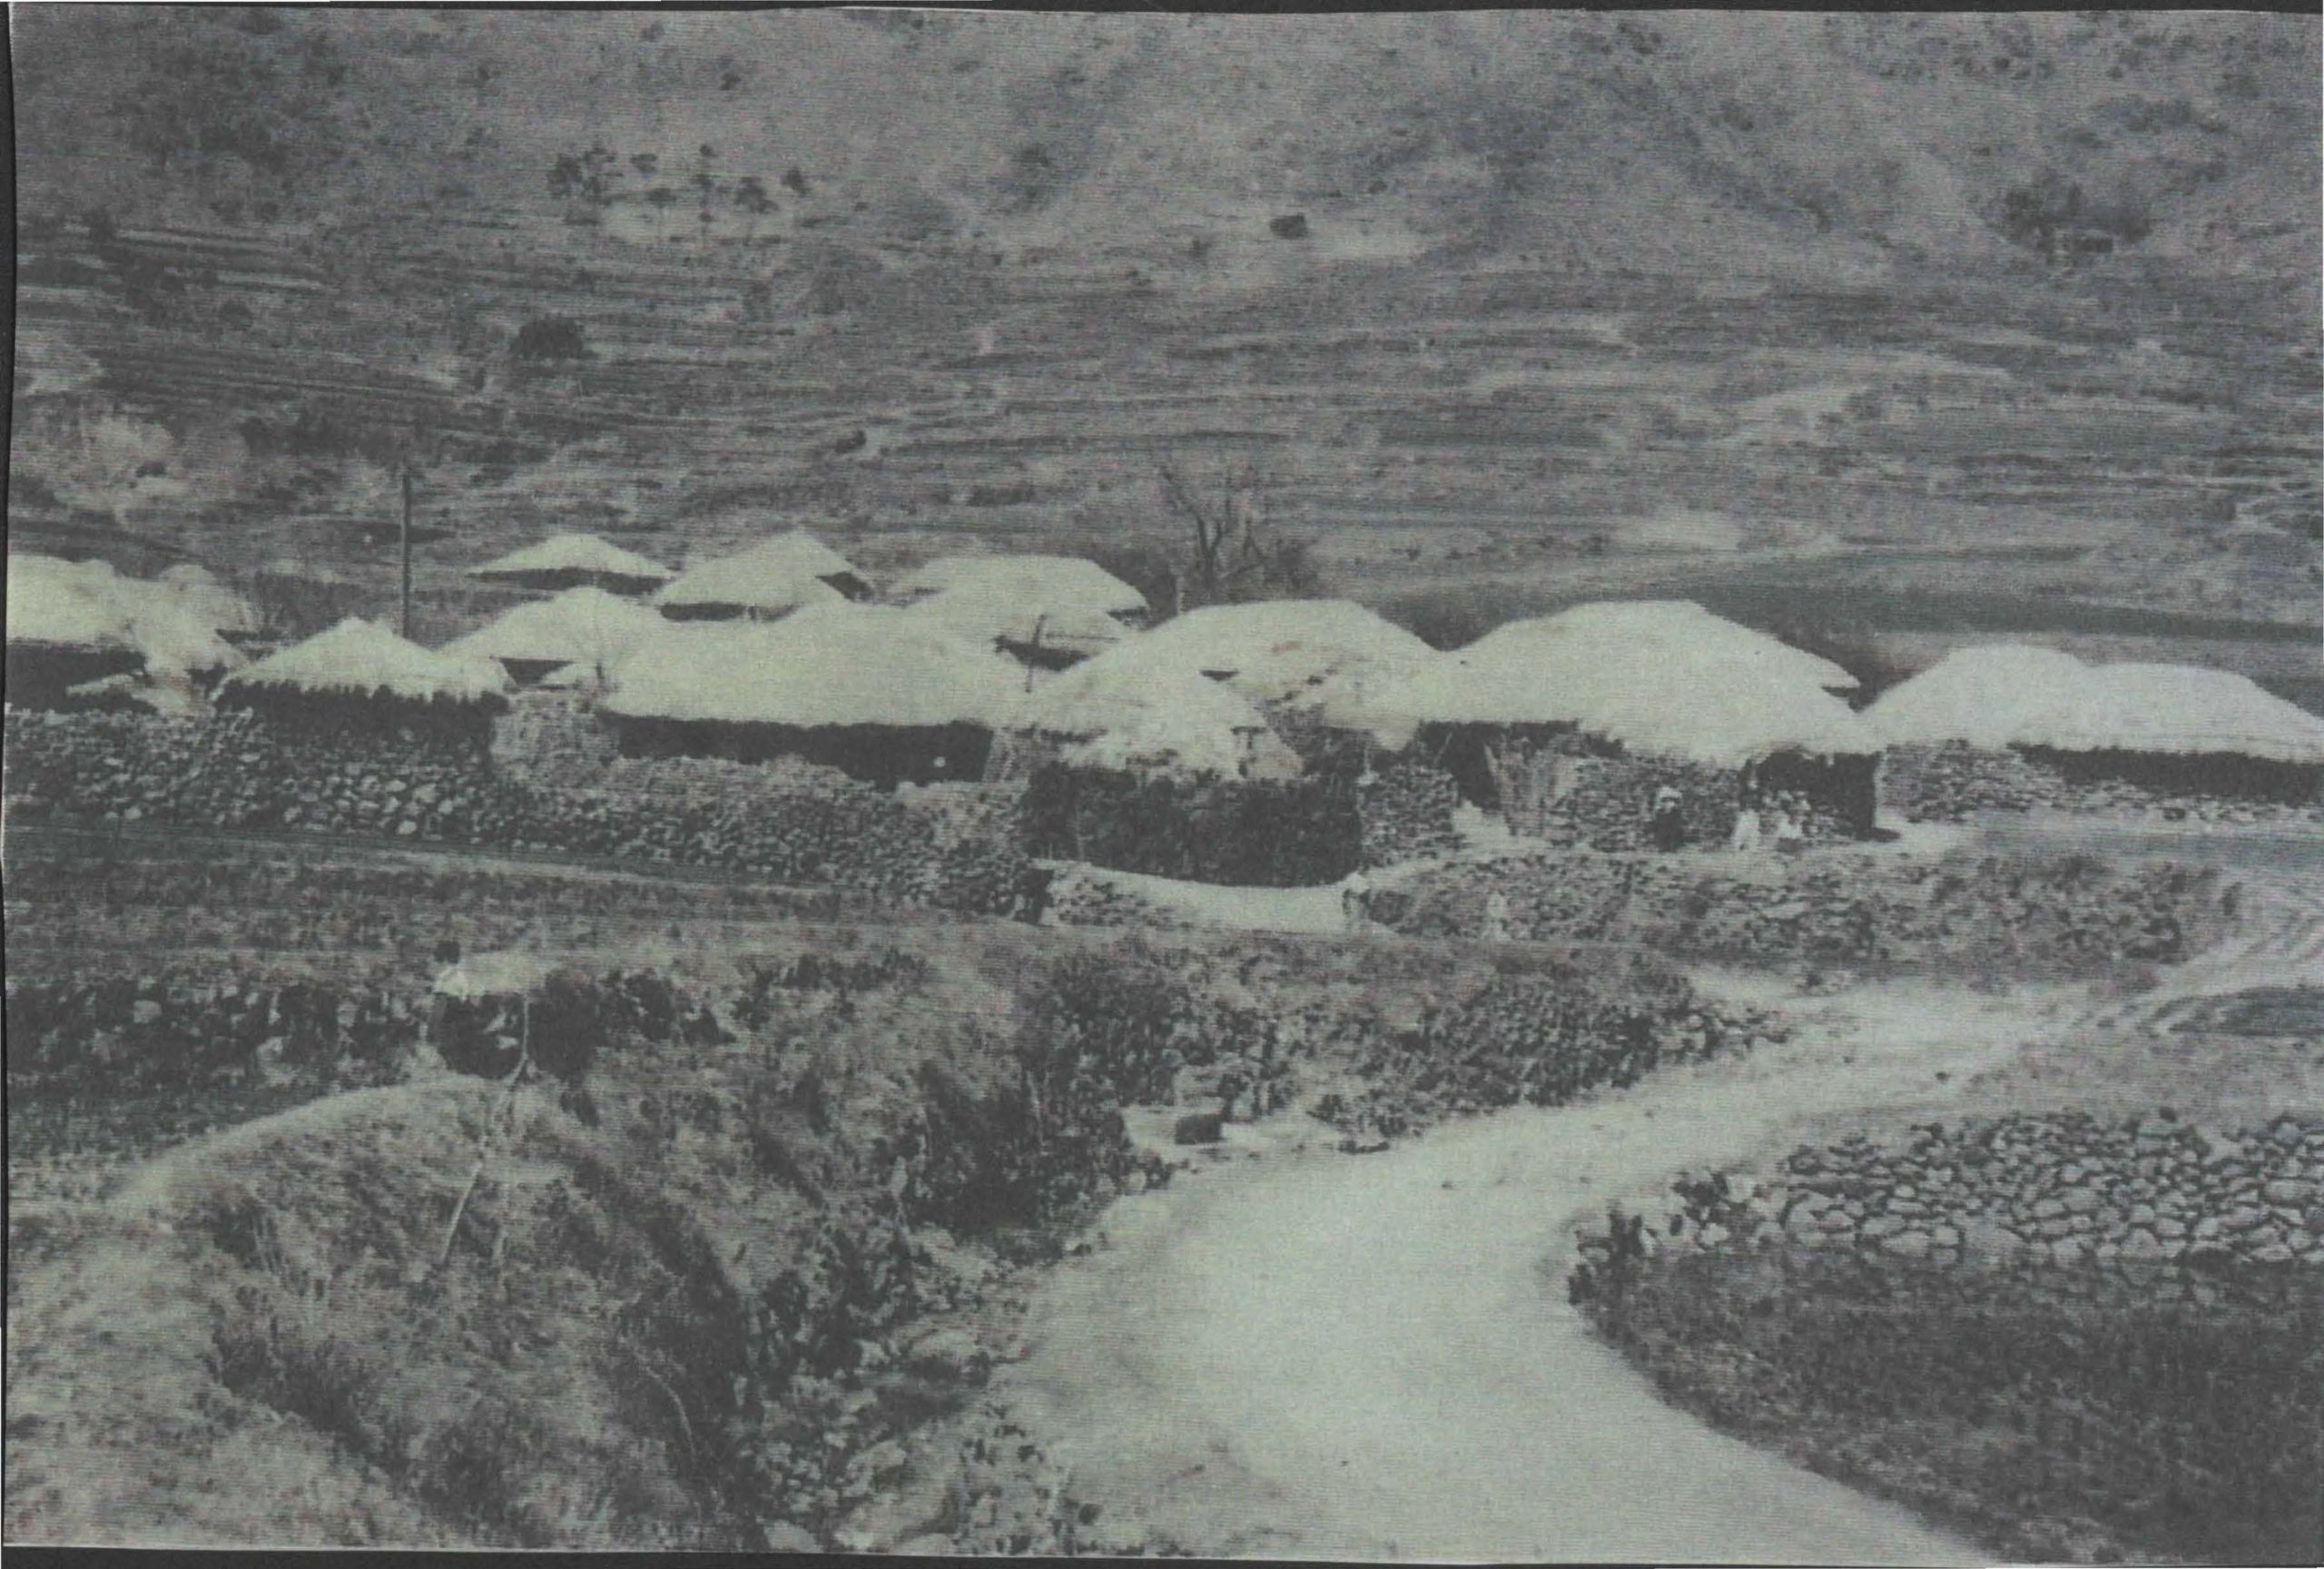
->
{"left": 3, "top": 709, "right": 1034, "bottom": 916}
{"left": 1637, "top": 1112, "right": 2324, "bottom": 1270}
{"left": 1884, "top": 742, "right": 2324, "bottom": 827}
{"left": 1372, "top": 848, "right": 2235, "bottom": 974}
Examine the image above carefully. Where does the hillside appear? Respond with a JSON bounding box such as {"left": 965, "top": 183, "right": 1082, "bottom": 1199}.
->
{"left": 9, "top": 8, "right": 2319, "bottom": 647}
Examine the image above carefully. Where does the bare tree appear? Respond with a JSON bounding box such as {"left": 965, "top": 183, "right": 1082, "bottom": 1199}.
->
{"left": 1155, "top": 456, "right": 1317, "bottom": 612}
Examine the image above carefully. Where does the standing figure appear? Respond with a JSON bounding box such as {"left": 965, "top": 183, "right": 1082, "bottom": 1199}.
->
{"left": 1482, "top": 889, "right": 1512, "bottom": 943}
{"left": 1648, "top": 785, "right": 1688, "bottom": 852}
{"left": 1772, "top": 797, "right": 1807, "bottom": 857}
{"left": 1340, "top": 868, "right": 1374, "bottom": 935}
{"left": 1728, "top": 795, "right": 1764, "bottom": 854}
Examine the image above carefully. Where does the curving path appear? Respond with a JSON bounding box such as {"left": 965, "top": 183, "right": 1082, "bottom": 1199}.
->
{"left": 992, "top": 980, "right": 2046, "bottom": 1563}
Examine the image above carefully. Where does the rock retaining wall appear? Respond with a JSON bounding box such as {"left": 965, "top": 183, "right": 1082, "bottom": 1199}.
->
{"left": 1884, "top": 742, "right": 2324, "bottom": 826}
{"left": 3, "top": 709, "right": 1034, "bottom": 915}
{"left": 1373, "top": 848, "right": 2233, "bottom": 975}
{"left": 1600, "top": 1111, "right": 2324, "bottom": 1272}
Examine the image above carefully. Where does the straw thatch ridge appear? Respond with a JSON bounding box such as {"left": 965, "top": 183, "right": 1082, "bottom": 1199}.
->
{"left": 1009, "top": 646, "right": 1304, "bottom": 779}
{"left": 652, "top": 531, "right": 870, "bottom": 618}
{"left": 1335, "top": 605, "right": 1872, "bottom": 768}
{"left": 905, "top": 588, "right": 1132, "bottom": 668}
{"left": 466, "top": 533, "right": 674, "bottom": 594}
{"left": 1114, "top": 598, "right": 1436, "bottom": 710}
{"left": 1524, "top": 600, "right": 1860, "bottom": 694}
{"left": 1868, "top": 646, "right": 2324, "bottom": 765}
{"left": 602, "top": 604, "right": 1024, "bottom": 729}
{"left": 222, "top": 617, "right": 509, "bottom": 706}
{"left": 438, "top": 587, "right": 665, "bottom": 683}
{"left": 888, "top": 554, "right": 1150, "bottom": 619}
{"left": 6, "top": 555, "right": 251, "bottom": 707}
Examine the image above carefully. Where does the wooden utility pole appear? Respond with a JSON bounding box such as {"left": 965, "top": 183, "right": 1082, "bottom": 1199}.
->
{"left": 399, "top": 461, "right": 415, "bottom": 638}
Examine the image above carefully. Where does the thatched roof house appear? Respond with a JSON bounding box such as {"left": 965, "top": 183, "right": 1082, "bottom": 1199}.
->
{"left": 439, "top": 587, "right": 665, "bottom": 686}
{"left": 887, "top": 555, "right": 1150, "bottom": 667}
{"left": 6, "top": 554, "right": 248, "bottom": 708}
{"left": 1869, "top": 646, "right": 2324, "bottom": 765}
{"left": 1507, "top": 600, "right": 1857, "bottom": 695}
{"left": 1007, "top": 645, "right": 1303, "bottom": 780}
{"left": 219, "top": 617, "right": 508, "bottom": 743}
{"left": 1331, "top": 605, "right": 1877, "bottom": 844}
{"left": 653, "top": 531, "right": 872, "bottom": 619}
{"left": 1116, "top": 598, "right": 1436, "bottom": 712}
{"left": 599, "top": 604, "right": 1022, "bottom": 784}
{"left": 468, "top": 534, "right": 675, "bottom": 597}
{"left": 1339, "top": 613, "right": 1870, "bottom": 768}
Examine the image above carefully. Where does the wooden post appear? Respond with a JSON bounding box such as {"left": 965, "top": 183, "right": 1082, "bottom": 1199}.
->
{"left": 399, "top": 462, "right": 415, "bottom": 638}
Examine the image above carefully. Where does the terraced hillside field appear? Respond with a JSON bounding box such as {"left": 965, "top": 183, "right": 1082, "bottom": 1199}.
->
{"left": 9, "top": 9, "right": 2319, "bottom": 672}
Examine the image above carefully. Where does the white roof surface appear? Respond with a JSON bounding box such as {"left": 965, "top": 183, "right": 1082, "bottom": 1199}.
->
{"left": 468, "top": 533, "right": 673, "bottom": 584}
{"left": 889, "top": 554, "right": 1148, "bottom": 617}
{"left": 1507, "top": 600, "right": 1859, "bottom": 693}
{"left": 1868, "top": 645, "right": 2324, "bottom": 764}
{"left": 905, "top": 586, "right": 1134, "bottom": 659}
{"left": 1113, "top": 598, "right": 1438, "bottom": 709}
{"left": 1335, "top": 608, "right": 1871, "bottom": 765}
{"left": 439, "top": 587, "right": 665, "bottom": 670}
{"left": 653, "top": 531, "right": 861, "bottom": 613}
{"left": 601, "top": 603, "right": 1025, "bottom": 728}
{"left": 432, "top": 949, "right": 553, "bottom": 999}
{"left": 223, "top": 617, "right": 508, "bottom": 703}
{"left": 1012, "top": 645, "right": 1303, "bottom": 778}
{"left": 7, "top": 554, "right": 249, "bottom": 676}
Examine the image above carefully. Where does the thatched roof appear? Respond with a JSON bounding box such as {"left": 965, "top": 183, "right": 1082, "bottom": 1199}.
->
{"left": 156, "top": 563, "right": 263, "bottom": 636}
{"left": 1011, "top": 645, "right": 1303, "bottom": 779}
{"left": 888, "top": 554, "right": 1148, "bottom": 617}
{"left": 1509, "top": 600, "right": 1858, "bottom": 693}
{"left": 1868, "top": 646, "right": 2324, "bottom": 764}
{"left": 905, "top": 587, "right": 1133, "bottom": 662}
{"left": 7, "top": 554, "right": 247, "bottom": 676}
{"left": 601, "top": 604, "right": 1023, "bottom": 728}
{"left": 1119, "top": 599, "right": 1437, "bottom": 709}
{"left": 432, "top": 949, "right": 553, "bottom": 999}
{"left": 468, "top": 533, "right": 673, "bottom": 586}
{"left": 222, "top": 618, "right": 508, "bottom": 705}
{"left": 1334, "top": 610, "right": 1870, "bottom": 766}
{"left": 439, "top": 587, "right": 665, "bottom": 672}
{"left": 653, "top": 531, "right": 861, "bottom": 616}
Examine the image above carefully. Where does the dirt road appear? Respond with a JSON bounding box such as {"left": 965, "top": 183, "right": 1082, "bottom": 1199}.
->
{"left": 992, "top": 978, "right": 2056, "bottom": 1562}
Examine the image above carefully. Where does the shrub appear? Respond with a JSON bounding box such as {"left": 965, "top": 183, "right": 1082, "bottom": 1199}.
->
{"left": 511, "top": 315, "right": 589, "bottom": 361}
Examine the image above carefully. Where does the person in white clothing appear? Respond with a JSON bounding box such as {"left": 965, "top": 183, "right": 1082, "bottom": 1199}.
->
{"left": 1341, "top": 869, "right": 1374, "bottom": 934}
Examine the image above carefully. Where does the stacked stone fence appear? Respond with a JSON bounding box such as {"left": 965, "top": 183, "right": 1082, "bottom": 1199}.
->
{"left": 3, "top": 709, "right": 1035, "bottom": 916}
{"left": 1589, "top": 1111, "right": 2324, "bottom": 1275}
{"left": 1370, "top": 848, "right": 2236, "bottom": 975}
{"left": 1884, "top": 741, "right": 2324, "bottom": 827}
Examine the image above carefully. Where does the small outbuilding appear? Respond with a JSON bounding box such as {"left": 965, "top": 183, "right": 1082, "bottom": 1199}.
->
{"left": 598, "top": 604, "right": 1022, "bottom": 786}
{"left": 217, "top": 617, "right": 509, "bottom": 747}
{"left": 1869, "top": 645, "right": 2324, "bottom": 820}
{"left": 438, "top": 587, "right": 666, "bottom": 687}
{"left": 467, "top": 534, "right": 675, "bottom": 597}
{"left": 652, "top": 531, "right": 869, "bottom": 621}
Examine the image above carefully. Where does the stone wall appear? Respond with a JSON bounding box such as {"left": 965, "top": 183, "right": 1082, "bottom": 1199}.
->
{"left": 491, "top": 690, "right": 620, "bottom": 788}
{"left": 3, "top": 709, "right": 1034, "bottom": 916}
{"left": 1355, "top": 759, "right": 1462, "bottom": 868}
{"left": 1372, "top": 848, "right": 2235, "bottom": 975}
{"left": 1884, "top": 742, "right": 2324, "bottom": 827}
{"left": 1620, "top": 1111, "right": 2324, "bottom": 1270}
